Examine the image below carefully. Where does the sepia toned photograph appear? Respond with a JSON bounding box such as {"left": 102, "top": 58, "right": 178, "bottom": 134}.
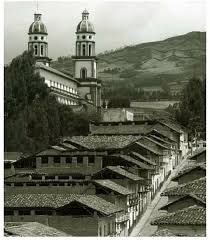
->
{"left": 3, "top": 0, "right": 206, "bottom": 237}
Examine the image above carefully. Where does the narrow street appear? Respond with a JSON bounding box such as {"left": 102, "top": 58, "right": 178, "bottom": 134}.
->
{"left": 130, "top": 158, "right": 187, "bottom": 236}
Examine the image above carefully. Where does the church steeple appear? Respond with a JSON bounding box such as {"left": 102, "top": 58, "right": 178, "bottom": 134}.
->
{"left": 28, "top": 12, "right": 51, "bottom": 66}
{"left": 72, "top": 10, "right": 101, "bottom": 107}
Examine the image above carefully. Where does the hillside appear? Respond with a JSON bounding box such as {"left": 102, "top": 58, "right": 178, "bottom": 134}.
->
{"left": 51, "top": 31, "right": 206, "bottom": 99}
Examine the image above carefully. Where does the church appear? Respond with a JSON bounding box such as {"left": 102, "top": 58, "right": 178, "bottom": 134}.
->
{"left": 28, "top": 10, "right": 101, "bottom": 109}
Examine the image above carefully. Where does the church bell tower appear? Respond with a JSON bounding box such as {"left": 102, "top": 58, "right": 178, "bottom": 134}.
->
{"left": 72, "top": 10, "right": 101, "bottom": 107}
{"left": 28, "top": 13, "right": 51, "bottom": 66}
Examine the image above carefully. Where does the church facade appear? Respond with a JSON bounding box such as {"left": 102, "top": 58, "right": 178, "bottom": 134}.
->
{"left": 28, "top": 10, "right": 101, "bottom": 108}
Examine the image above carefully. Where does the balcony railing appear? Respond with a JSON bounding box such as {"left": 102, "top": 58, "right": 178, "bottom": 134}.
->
{"left": 50, "top": 86, "right": 80, "bottom": 99}
{"left": 116, "top": 213, "right": 130, "bottom": 223}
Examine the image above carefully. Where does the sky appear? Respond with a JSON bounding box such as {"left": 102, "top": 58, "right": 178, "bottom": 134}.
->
{"left": 4, "top": 0, "right": 206, "bottom": 64}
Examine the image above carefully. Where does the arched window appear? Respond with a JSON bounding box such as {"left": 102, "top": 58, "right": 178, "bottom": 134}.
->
{"left": 82, "top": 44, "right": 86, "bottom": 56}
{"left": 89, "top": 45, "right": 91, "bottom": 56}
{"left": 34, "top": 45, "right": 38, "bottom": 55}
{"left": 80, "top": 68, "right": 87, "bottom": 79}
{"left": 77, "top": 43, "right": 81, "bottom": 56}
{"left": 40, "top": 45, "right": 44, "bottom": 56}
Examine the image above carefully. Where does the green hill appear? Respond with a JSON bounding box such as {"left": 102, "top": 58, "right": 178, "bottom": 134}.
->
{"left": 51, "top": 31, "right": 206, "bottom": 99}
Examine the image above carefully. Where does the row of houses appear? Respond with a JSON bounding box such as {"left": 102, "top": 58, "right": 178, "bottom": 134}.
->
{"left": 151, "top": 148, "right": 206, "bottom": 237}
{"left": 4, "top": 119, "right": 189, "bottom": 236}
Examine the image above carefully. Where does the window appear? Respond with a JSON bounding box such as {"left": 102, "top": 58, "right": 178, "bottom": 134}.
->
{"left": 88, "top": 156, "right": 94, "bottom": 164}
{"left": 80, "top": 68, "right": 87, "bottom": 79}
{"left": 89, "top": 35, "right": 92, "bottom": 39}
{"left": 41, "top": 45, "right": 44, "bottom": 56}
{"left": 77, "top": 44, "right": 81, "bottom": 56}
{"left": 54, "top": 157, "right": 60, "bottom": 164}
{"left": 5, "top": 210, "right": 13, "bottom": 215}
{"left": 26, "top": 183, "right": 36, "bottom": 186}
{"left": 82, "top": 44, "right": 86, "bottom": 56}
{"left": 29, "top": 37, "right": 31, "bottom": 40}
{"left": 35, "top": 210, "right": 52, "bottom": 215}
{"left": 82, "top": 35, "right": 86, "bottom": 39}
{"left": 89, "top": 45, "right": 91, "bottom": 56}
{"left": 99, "top": 226, "right": 102, "bottom": 236}
{"left": 104, "top": 225, "right": 106, "bottom": 236}
{"left": 107, "top": 223, "right": 111, "bottom": 235}
{"left": 34, "top": 36, "right": 38, "bottom": 40}
{"left": 58, "top": 175, "right": 69, "bottom": 180}
{"left": 77, "top": 156, "right": 83, "bottom": 164}
{"left": 41, "top": 157, "right": 48, "bottom": 164}
{"left": 19, "top": 210, "right": 31, "bottom": 215}
{"left": 77, "top": 35, "right": 79, "bottom": 39}
{"left": 41, "top": 36, "right": 44, "bottom": 40}
{"left": 34, "top": 45, "right": 38, "bottom": 55}
{"left": 66, "top": 157, "right": 72, "bottom": 164}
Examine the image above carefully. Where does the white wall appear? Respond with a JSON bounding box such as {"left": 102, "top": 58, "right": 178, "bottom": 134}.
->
{"left": 75, "top": 61, "right": 96, "bottom": 78}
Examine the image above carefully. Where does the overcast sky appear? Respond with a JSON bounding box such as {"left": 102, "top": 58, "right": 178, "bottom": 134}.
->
{"left": 4, "top": 0, "right": 206, "bottom": 64}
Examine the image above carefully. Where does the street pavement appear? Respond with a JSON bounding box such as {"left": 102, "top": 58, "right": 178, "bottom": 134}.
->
{"left": 130, "top": 158, "right": 188, "bottom": 237}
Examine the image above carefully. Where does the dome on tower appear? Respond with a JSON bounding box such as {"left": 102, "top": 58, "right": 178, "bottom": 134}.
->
{"left": 28, "top": 13, "right": 47, "bottom": 35}
{"left": 76, "top": 10, "right": 95, "bottom": 33}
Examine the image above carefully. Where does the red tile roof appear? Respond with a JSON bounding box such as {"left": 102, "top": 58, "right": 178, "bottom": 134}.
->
{"left": 161, "top": 177, "right": 206, "bottom": 197}
{"left": 110, "top": 154, "right": 154, "bottom": 170}
{"left": 144, "top": 136, "right": 170, "bottom": 150}
{"left": 90, "top": 124, "right": 152, "bottom": 135}
{"left": 151, "top": 206, "right": 206, "bottom": 226}
{"left": 153, "top": 228, "right": 176, "bottom": 236}
{"left": 4, "top": 222, "right": 68, "bottom": 237}
{"left": 171, "top": 163, "right": 206, "bottom": 181}
{"left": 105, "top": 165, "right": 144, "bottom": 181}
{"left": 189, "top": 148, "right": 206, "bottom": 160}
{"left": 93, "top": 179, "right": 132, "bottom": 195}
{"left": 130, "top": 152, "right": 156, "bottom": 166}
{"left": 64, "top": 135, "right": 141, "bottom": 150}
{"left": 135, "top": 141, "right": 162, "bottom": 155}
{"left": 5, "top": 194, "right": 122, "bottom": 216}
{"left": 159, "top": 193, "right": 206, "bottom": 211}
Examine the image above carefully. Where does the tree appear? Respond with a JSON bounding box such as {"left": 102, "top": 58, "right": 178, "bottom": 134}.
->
{"left": 27, "top": 95, "right": 49, "bottom": 151}
{"left": 108, "top": 97, "right": 130, "bottom": 108}
{"left": 168, "top": 78, "right": 206, "bottom": 138}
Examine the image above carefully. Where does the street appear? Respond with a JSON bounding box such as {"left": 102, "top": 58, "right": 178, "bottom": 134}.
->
{"left": 130, "top": 158, "right": 187, "bottom": 236}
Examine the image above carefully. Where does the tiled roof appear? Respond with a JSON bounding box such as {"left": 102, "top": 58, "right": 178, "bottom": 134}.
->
{"left": 144, "top": 136, "right": 170, "bottom": 150}
{"left": 64, "top": 135, "right": 141, "bottom": 150}
{"left": 93, "top": 179, "right": 132, "bottom": 195}
{"left": 189, "top": 148, "right": 206, "bottom": 160}
{"left": 131, "top": 152, "right": 156, "bottom": 166}
{"left": 149, "top": 134, "right": 174, "bottom": 146}
{"left": 106, "top": 166, "right": 144, "bottom": 181}
{"left": 36, "top": 148, "right": 62, "bottom": 156}
{"left": 161, "top": 177, "right": 206, "bottom": 197}
{"left": 36, "top": 62, "right": 78, "bottom": 84}
{"left": 158, "top": 120, "right": 185, "bottom": 133}
{"left": 110, "top": 154, "right": 154, "bottom": 170}
{"left": 151, "top": 206, "right": 206, "bottom": 225}
{"left": 4, "top": 222, "right": 68, "bottom": 237}
{"left": 159, "top": 193, "right": 206, "bottom": 211}
{"left": 4, "top": 194, "right": 122, "bottom": 216}
{"left": 153, "top": 228, "right": 176, "bottom": 236}
{"left": 60, "top": 142, "right": 77, "bottom": 150}
{"left": 149, "top": 129, "right": 176, "bottom": 143}
{"left": 90, "top": 124, "right": 153, "bottom": 135}
{"left": 135, "top": 141, "right": 162, "bottom": 155}
{"left": 153, "top": 228, "right": 206, "bottom": 237}
{"left": 171, "top": 163, "right": 206, "bottom": 181}
{"left": 51, "top": 145, "right": 67, "bottom": 151}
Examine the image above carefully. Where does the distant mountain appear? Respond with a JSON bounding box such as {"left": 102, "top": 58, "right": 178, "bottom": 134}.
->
{"left": 51, "top": 31, "right": 206, "bottom": 92}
